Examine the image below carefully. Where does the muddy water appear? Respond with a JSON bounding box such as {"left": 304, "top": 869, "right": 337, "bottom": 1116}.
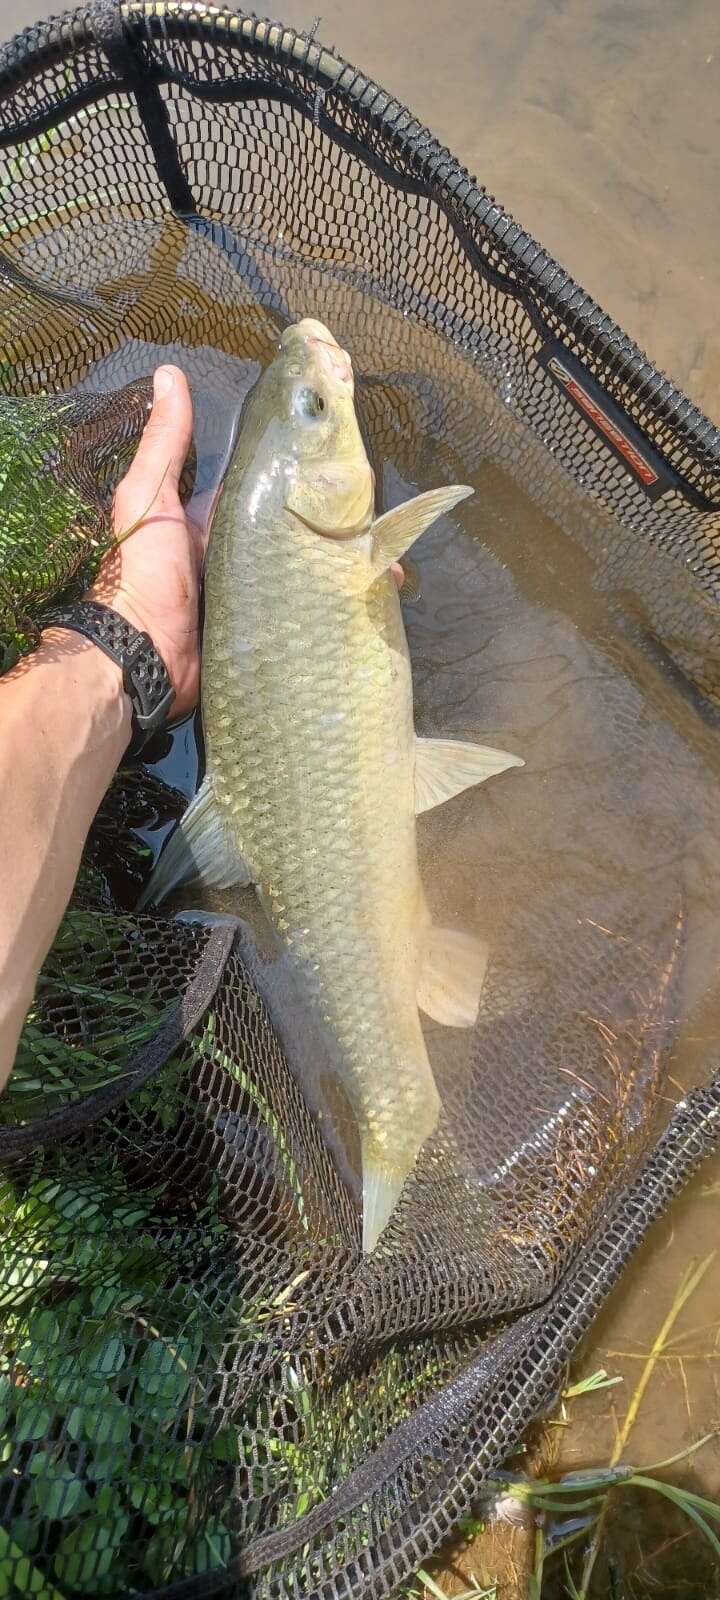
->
{"left": 44, "top": 210, "right": 718, "bottom": 1595}
{"left": 7, "top": 0, "right": 719, "bottom": 416}
{"left": 268, "top": 0, "right": 720, "bottom": 424}
{"left": 1, "top": 0, "right": 719, "bottom": 1589}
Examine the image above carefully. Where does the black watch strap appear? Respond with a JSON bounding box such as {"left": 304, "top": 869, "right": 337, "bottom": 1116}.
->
{"left": 42, "top": 600, "right": 175, "bottom": 758}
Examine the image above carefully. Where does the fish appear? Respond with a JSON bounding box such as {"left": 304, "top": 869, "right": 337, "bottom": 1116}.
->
{"left": 140, "top": 317, "right": 523, "bottom": 1250}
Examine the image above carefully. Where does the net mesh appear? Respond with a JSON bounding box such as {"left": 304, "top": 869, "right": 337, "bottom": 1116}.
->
{"left": 0, "top": 5, "right": 719, "bottom": 1598}
{"left": 0, "top": 382, "right": 156, "bottom": 664}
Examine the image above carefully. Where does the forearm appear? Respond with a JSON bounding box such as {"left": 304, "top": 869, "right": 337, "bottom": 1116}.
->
{"left": 0, "top": 630, "right": 131, "bottom": 1085}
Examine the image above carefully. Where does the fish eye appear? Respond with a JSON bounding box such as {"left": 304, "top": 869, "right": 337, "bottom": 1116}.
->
{"left": 294, "top": 386, "right": 326, "bottom": 420}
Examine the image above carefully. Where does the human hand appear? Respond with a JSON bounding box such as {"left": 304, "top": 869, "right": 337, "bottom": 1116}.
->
{"left": 86, "top": 366, "right": 201, "bottom": 720}
{"left": 89, "top": 364, "right": 401, "bottom": 724}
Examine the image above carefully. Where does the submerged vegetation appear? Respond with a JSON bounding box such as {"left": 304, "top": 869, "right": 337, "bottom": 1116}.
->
{"left": 0, "top": 1168, "right": 241, "bottom": 1593}
{"left": 0, "top": 898, "right": 432, "bottom": 1594}
{"left": 0, "top": 162, "right": 717, "bottom": 1600}
{"left": 3, "top": 882, "right": 720, "bottom": 1597}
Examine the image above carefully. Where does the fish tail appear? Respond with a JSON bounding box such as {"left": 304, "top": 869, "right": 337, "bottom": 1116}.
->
{"left": 361, "top": 1068, "right": 441, "bottom": 1250}
{"left": 361, "top": 1151, "right": 407, "bottom": 1253}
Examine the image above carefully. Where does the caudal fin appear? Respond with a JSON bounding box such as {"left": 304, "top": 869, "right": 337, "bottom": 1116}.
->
{"left": 362, "top": 1155, "right": 406, "bottom": 1253}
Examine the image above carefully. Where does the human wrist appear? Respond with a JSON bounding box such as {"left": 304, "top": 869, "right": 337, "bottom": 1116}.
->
{"left": 83, "top": 584, "right": 155, "bottom": 658}
{"left": 84, "top": 581, "right": 187, "bottom": 715}
{"left": 39, "top": 627, "right": 133, "bottom": 754}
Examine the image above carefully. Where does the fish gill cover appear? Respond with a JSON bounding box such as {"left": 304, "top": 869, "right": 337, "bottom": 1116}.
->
{"left": 0, "top": 5, "right": 719, "bottom": 1599}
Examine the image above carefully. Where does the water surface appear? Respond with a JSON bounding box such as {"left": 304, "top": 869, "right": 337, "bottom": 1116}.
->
{"left": 50, "top": 213, "right": 719, "bottom": 1595}
{"left": 0, "top": 0, "right": 718, "bottom": 1569}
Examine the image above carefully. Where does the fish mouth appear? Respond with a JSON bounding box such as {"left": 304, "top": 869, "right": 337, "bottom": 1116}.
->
{"left": 282, "top": 316, "right": 338, "bottom": 347}
{"left": 281, "top": 318, "right": 354, "bottom": 386}
{"left": 312, "top": 338, "right": 353, "bottom": 385}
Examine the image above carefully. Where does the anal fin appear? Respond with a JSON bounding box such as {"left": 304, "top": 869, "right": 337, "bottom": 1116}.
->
{"left": 417, "top": 926, "right": 488, "bottom": 1027}
{"left": 137, "top": 777, "right": 252, "bottom": 909}
{"left": 415, "top": 736, "right": 523, "bottom": 815}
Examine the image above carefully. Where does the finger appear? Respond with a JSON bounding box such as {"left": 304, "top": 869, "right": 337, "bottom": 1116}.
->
{"left": 115, "top": 365, "right": 193, "bottom": 523}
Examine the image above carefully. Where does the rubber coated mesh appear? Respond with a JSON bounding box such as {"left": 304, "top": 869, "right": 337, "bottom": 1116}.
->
{"left": 0, "top": 383, "right": 154, "bottom": 664}
{"left": 1, "top": 6, "right": 720, "bottom": 1599}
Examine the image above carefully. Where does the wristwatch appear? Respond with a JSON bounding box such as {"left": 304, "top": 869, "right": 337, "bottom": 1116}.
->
{"left": 42, "top": 600, "right": 176, "bottom": 759}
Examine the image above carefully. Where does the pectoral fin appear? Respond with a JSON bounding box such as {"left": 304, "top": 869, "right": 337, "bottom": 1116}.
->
{"left": 137, "top": 778, "right": 252, "bottom": 909}
{"left": 415, "top": 736, "right": 523, "bottom": 815}
{"left": 417, "top": 926, "right": 489, "bottom": 1027}
{"left": 371, "top": 484, "right": 473, "bottom": 575}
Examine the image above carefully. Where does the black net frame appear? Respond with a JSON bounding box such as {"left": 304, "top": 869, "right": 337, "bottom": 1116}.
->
{"left": 2, "top": 5, "right": 720, "bottom": 502}
{"left": 0, "top": 6, "right": 719, "bottom": 1599}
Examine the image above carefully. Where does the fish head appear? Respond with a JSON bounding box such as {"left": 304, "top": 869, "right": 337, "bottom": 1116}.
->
{"left": 272, "top": 318, "right": 376, "bottom": 541}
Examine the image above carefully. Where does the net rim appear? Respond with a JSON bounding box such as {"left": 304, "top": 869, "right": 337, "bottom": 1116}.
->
{"left": 0, "top": 0, "right": 717, "bottom": 492}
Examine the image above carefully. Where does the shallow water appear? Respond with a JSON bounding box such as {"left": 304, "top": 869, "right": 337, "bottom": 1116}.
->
{"left": 0, "top": 15, "right": 717, "bottom": 1568}
{"left": 7, "top": 0, "right": 719, "bottom": 417}
{"left": 25, "top": 210, "right": 716, "bottom": 1593}
{"left": 0, "top": 5, "right": 717, "bottom": 1593}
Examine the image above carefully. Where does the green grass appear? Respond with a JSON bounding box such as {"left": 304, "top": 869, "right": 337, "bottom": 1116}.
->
{"left": 488, "top": 1441, "right": 720, "bottom": 1600}
{"left": 562, "top": 1368, "right": 623, "bottom": 1401}
{"left": 0, "top": 1159, "right": 271, "bottom": 1595}
{"left": 406, "top": 1569, "right": 496, "bottom": 1600}
{"left": 2, "top": 907, "right": 172, "bottom": 1125}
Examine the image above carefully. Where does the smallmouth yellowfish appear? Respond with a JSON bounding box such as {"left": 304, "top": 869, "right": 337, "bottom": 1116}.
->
{"left": 141, "top": 318, "right": 523, "bottom": 1250}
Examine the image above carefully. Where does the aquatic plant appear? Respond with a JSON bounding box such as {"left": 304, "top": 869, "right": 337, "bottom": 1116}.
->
{"left": 492, "top": 1254, "right": 720, "bottom": 1597}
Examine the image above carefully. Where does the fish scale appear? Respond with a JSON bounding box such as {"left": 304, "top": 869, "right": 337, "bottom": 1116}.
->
{"left": 204, "top": 530, "right": 438, "bottom": 1196}
{"left": 143, "top": 318, "right": 522, "bottom": 1248}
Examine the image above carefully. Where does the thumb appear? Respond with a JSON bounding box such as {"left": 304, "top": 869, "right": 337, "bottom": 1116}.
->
{"left": 121, "top": 365, "right": 193, "bottom": 508}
